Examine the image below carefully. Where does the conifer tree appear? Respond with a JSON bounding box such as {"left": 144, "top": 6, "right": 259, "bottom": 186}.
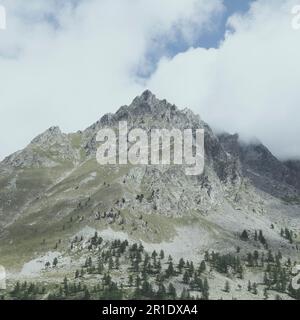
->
{"left": 199, "top": 260, "right": 206, "bottom": 273}
{"left": 53, "top": 257, "right": 58, "bottom": 267}
{"left": 168, "top": 283, "right": 177, "bottom": 299}
{"left": 159, "top": 250, "right": 165, "bottom": 260}
{"left": 183, "top": 271, "right": 190, "bottom": 284}
{"left": 240, "top": 230, "right": 249, "bottom": 241}
{"left": 178, "top": 258, "right": 185, "bottom": 273}
{"left": 224, "top": 280, "right": 230, "bottom": 293}
{"left": 252, "top": 282, "right": 258, "bottom": 295}
{"left": 247, "top": 280, "right": 252, "bottom": 292}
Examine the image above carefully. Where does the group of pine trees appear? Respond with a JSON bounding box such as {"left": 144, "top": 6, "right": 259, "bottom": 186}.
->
{"left": 4, "top": 228, "right": 300, "bottom": 300}
{"left": 240, "top": 229, "right": 267, "bottom": 248}
{"left": 9, "top": 281, "right": 46, "bottom": 300}
{"left": 280, "top": 228, "right": 294, "bottom": 244}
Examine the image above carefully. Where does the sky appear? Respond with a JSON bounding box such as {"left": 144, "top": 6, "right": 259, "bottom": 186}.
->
{"left": 0, "top": 0, "right": 299, "bottom": 161}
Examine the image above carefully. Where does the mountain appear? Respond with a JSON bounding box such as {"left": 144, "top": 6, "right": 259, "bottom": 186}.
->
{"left": 0, "top": 90, "right": 242, "bottom": 228}
{"left": 218, "top": 133, "right": 300, "bottom": 200}
{"left": 0, "top": 91, "right": 300, "bottom": 300}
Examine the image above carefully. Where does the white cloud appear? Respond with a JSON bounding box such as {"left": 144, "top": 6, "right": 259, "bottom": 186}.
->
{"left": 1, "top": 0, "right": 299, "bottom": 161}
{"left": 147, "top": 0, "right": 300, "bottom": 160}
{"left": 0, "top": 0, "right": 223, "bottom": 160}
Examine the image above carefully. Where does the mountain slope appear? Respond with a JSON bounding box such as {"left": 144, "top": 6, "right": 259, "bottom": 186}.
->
{"left": 219, "top": 133, "right": 300, "bottom": 200}
{"left": 0, "top": 91, "right": 299, "bottom": 300}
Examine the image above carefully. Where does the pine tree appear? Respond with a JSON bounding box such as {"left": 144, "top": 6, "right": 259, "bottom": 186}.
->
{"left": 159, "top": 250, "right": 165, "bottom": 260}
{"left": 168, "top": 283, "right": 177, "bottom": 299}
{"left": 202, "top": 278, "right": 209, "bottom": 300}
{"left": 178, "top": 258, "right": 185, "bottom": 273}
{"left": 166, "top": 261, "right": 175, "bottom": 278}
{"left": 240, "top": 230, "right": 249, "bottom": 241}
{"left": 253, "top": 250, "right": 259, "bottom": 262}
{"left": 156, "top": 284, "right": 166, "bottom": 299}
{"left": 97, "top": 260, "right": 104, "bottom": 274}
{"left": 141, "top": 280, "right": 152, "bottom": 297}
{"left": 128, "top": 275, "right": 133, "bottom": 287}
{"left": 224, "top": 280, "right": 230, "bottom": 293}
{"left": 204, "top": 251, "right": 210, "bottom": 262}
{"left": 13, "top": 281, "right": 20, "bottom": 295}
{"left": 199, "top": 260, "right": 206, "bottom": 273}
{"left": 135, "top": 275, "right": 141, "bottom": 288}
{"left": 80, "top": 268, "right": 85, "bottom": 277}
{"left": 180, "top": 288, "right": 188, "bottom": 299}
{"left": 189, "top": 261, "right": 194, "bottom": 275}
{"left": 267, "top": 250, "right": 274, "bottom": 263}
{"left": 84, "top": 288, "right": 90, "bottom": 300}
{"left": 247, "top": 253, "right": 254, "bottom": 267}
{"left": 252, "top": 282, "right": 258, "bottom": 295}
{"left": 183, "top": 271, "right": 190, "bottom": 284}
{"left": 108, "top": 257, "right": 114, "bottom": 270}
{"left": 263, "top": 272, "right": 269, "bottom": 286}
{"left": 115, "top": 257, "right": 120, "bottom": 270}
{"left": 203, "top": 278, "right": 209, "bottom": 292}
{"left": 247, "top": 281, "right": 252, "bottom": 292}
{"left": 152, "top": 250, "right": 158, "bottom": 260}
{"left": 157, "top": 260, "right": 162, "bottom": 271}
{"left": 63, "top": 277, "right": 69, "bottom": 295}
{"left": 52, "top": 257, "right": 58, "bottom": 267}
{"left": 258, "top": 230, "right": 266, "bottom": 245}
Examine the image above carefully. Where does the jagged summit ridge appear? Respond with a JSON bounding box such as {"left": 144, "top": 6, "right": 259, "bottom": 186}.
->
{"left": 86, "top": 90, "right": 201, "bottom": 132}
{"left": 30, "top": 126, "right": 63, "bottom": 146}
{"left": 1, "top": 125, "right": 79, "bottom": 169}
{"left": 1, "top": 90, "right": 300, "bottom": 202}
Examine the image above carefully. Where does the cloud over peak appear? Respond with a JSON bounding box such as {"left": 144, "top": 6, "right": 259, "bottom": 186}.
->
{"left": 147, "top": 0, "right": 300, "bottom": 160}
{"left": 0, "top": 0, "right": 299, "bottom": 161}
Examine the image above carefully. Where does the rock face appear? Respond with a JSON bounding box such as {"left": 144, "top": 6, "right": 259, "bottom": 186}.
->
{"left": 1, "top": 126, "right": 79, "bottom": 169}
{"left": 83, "top": 90, "right": 241, "bottom": 180}
{"left": 0, "top": 90, "right": 299, "bottom": 245}
{"left": 219, "top": 133, "right": 300, "bottom": 199}
{"left": 79, "top": 90, "right": 244, "bottom": 216}
{"left": 284, "top": 160, "right": 300, "bottom": 191}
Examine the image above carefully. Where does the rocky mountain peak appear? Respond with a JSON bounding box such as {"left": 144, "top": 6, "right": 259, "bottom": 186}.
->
{"left": 0, "top": 126, "right": 80, "bottom": 169}
{"left": 218, "top": 133, "right": 240, "bottom": 157}
{"left": 219, "top": 133, "right": 300, "bottom": 198}
{"left": 132, "top": 89, "right": 161, "bottom": 107}
{"left": 2, "top": 91, "right": 300, "bottom": 202}
{"left": 117, "top": 90, "right": 176, "bottom": 119}
{"left": 30, "top": 126, "right": 62, "bottom": 146}
{"left": 83, "top": 91, "right": 205, "bottom": 157}
{"left": 138, "top": 89, "right": 157, "bottom": 102}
